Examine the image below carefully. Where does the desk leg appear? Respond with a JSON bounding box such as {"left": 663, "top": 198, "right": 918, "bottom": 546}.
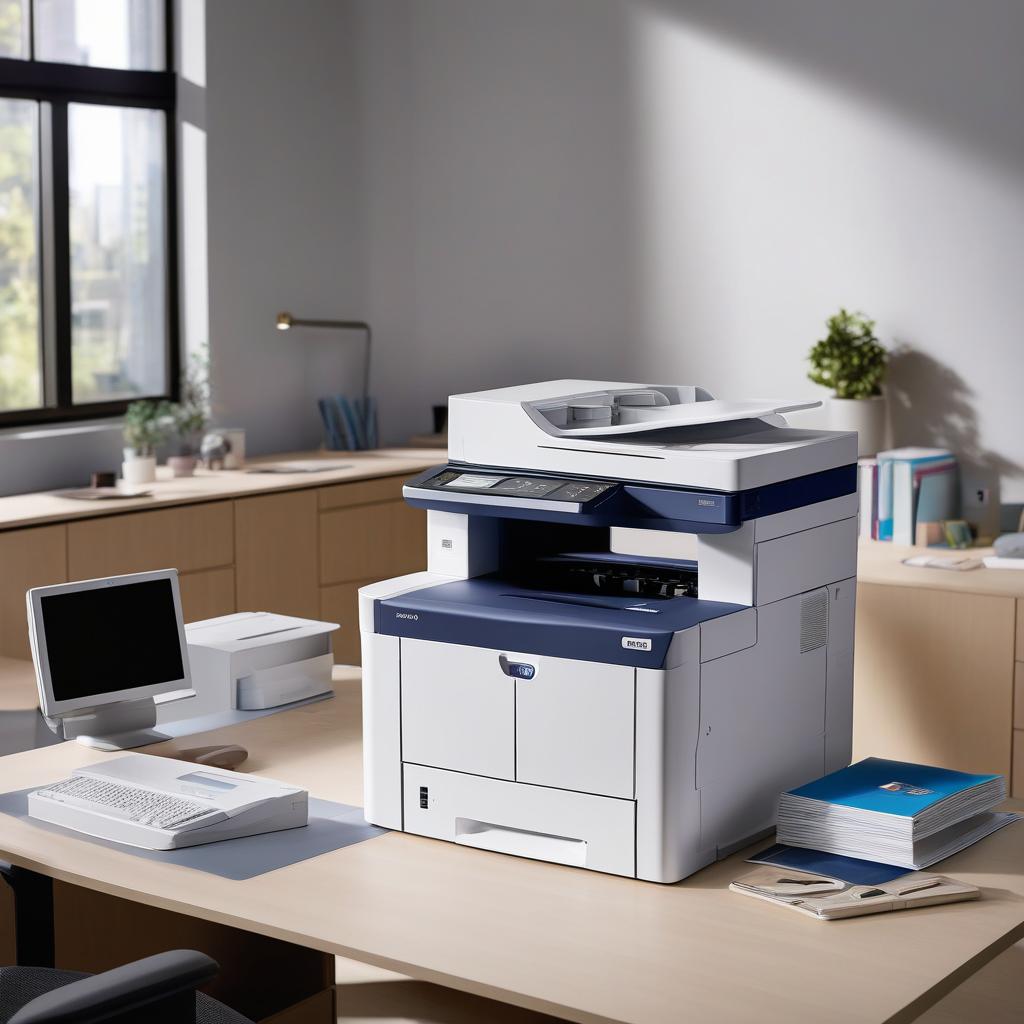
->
{"left": 0, "top": 864, "right": 55, "bottom": 968}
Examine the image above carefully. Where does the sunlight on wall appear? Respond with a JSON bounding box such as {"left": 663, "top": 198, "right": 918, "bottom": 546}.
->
{"left": 630, "top": 4, "right": 1024, "bottom": 500}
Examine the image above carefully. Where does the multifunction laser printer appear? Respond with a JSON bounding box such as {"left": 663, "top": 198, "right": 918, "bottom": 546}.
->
{"left": 360, "top": 381, "right": 858, "bottom": 882}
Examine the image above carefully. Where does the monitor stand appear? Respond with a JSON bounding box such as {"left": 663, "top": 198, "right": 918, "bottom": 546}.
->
{"left": 55, "top": 697, "right": 171, "bottom": 751}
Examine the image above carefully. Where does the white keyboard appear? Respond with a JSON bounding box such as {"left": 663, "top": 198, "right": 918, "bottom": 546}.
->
{"left": 35, "top": 776, "right": 213, "bottom": 830}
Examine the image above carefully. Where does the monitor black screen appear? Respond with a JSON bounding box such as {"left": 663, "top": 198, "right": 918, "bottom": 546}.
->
{"left": 41, "top": 578, "right": 185, "bottom": 702}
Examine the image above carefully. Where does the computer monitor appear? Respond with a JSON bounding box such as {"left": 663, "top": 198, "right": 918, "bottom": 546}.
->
{"left": 26, "top": 569, "right": 193, "bottom": 750}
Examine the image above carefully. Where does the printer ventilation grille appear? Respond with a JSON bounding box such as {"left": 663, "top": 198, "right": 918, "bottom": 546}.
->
{"left": 799, "top": 591, "right": 828, "bottom": 653}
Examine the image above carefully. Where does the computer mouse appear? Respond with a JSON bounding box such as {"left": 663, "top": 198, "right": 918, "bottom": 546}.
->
{"left": 177, "top": 744, "right": 249, "bottom": 769}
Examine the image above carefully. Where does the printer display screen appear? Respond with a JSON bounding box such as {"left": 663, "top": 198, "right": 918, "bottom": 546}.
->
{"left": 432, "top": 469, "right": 614, "bottom": 503}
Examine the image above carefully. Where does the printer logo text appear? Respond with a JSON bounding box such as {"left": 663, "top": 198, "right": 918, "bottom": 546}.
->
{"left": 395, "top": 611, "right": 419, "bottom": 621}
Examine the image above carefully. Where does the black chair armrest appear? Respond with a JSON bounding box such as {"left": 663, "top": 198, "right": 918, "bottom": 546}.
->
{"left": 9, "top": 950, "right": 219, "bottom": 1024}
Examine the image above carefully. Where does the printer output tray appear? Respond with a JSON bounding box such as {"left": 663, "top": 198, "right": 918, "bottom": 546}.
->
{"left": 375, "top": 576, "right": 741, "bottom": 668}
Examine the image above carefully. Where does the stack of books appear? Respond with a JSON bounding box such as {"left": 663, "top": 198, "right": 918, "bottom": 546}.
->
{"left": 858, "top": 447, "right": 958, "bottom": 544}
{"left": 777, "top": 758, "right": 1012, "bottom": 869}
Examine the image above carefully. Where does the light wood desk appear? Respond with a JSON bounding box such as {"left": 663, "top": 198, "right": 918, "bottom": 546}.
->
{"left": 1, "top": 669, "right": 1023, "bottom": 1024}
{"left": 855, "top": 540, "right": 1024, "bottom": 795}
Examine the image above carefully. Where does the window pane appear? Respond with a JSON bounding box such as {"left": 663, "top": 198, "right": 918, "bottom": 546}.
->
{"left": 35, "top": 0, "right": 164, "bottom": 70}
{"left": 0, "top": 0, "right": 29, "bottom": 58}
{"left": 69, "top": 103, "right": 167, "bottom": 404}
{"left": 0, "top": 98, "right": 41, "bottom": 413}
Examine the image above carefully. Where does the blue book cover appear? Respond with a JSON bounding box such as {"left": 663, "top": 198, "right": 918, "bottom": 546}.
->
{"left": 875, "top": 449, "right": 952, "bottom": 542}
{"left": 749, "top": 843, "right": 908, "bottom": 885}
{"left": 787, "top": 757, "right": 999, "bottom": 817}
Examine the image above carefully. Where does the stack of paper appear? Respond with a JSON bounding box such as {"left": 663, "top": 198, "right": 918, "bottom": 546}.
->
{"left": 777, "top": 758, "right": 1011, "bottom": 869}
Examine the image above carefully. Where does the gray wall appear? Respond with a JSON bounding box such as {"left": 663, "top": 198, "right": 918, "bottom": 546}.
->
{"left": 205, "top": 0, "right": 363, "bottom": 455}
{"left": 351, "top": 0, "right": 1024, "bottom": 501}
{"left": 4, "top": 0, "right": 1022, "bottom": 505}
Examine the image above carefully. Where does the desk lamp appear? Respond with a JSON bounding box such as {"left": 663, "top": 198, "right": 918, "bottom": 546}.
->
{"left": 276, "top": 312, "right": 376, "bottom": 449}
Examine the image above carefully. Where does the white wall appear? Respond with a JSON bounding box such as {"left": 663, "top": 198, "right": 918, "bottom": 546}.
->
{"left": 352, "top": 0, "right": 1024, "bottom": 501}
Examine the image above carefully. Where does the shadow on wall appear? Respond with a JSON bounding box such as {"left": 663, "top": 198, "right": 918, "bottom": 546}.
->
{"left": 887, "top": 347, "right": 1022, "bottom": 506}
{"left": 645, "top": 0, "right": 1024, "bottom": 176}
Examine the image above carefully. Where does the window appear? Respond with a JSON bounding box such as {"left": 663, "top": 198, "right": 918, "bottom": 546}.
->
{"left": 0, "top": 0, "right": 177, "bottom": 425}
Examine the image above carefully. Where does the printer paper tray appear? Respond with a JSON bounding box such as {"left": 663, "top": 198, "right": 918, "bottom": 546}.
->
{"left": 403, "top": 763, "right": 635, "bottom": 877}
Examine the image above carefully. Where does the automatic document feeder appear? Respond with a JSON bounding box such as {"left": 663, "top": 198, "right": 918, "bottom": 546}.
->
{"left": 360, "top": 381, "right": 859, "bottom": 882}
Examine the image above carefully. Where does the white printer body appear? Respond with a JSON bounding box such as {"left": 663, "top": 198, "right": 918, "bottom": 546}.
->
{"left": 178, "top": 612, "right": 338, "bottom": 719}
{"left": 359, "top": 381, "right": 859, "bottom": 883}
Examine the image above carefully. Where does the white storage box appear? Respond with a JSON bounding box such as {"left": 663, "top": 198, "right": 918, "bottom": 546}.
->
{"left": 179, "top": 612, "right": 339, "bottom": 717}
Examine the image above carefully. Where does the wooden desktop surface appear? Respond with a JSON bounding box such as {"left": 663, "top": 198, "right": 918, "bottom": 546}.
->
{"left": 858, "top": 540, "right": 1024, "bottom": 597}
{"left": 0, "top": 449, "right": 446, "bottom": 532}
{"left": 0, "top": 668, "right": 1023, "bottom": 1024}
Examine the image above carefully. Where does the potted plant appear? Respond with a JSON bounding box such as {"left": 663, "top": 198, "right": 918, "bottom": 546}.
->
{"left": 122, "top": 399, "right": 172, "bottom": 484}
{"left": 167, "top": 349, "right": 211, "bottom": 477}
{"left": 807, "top": 308, "right": 888, "bottom": 456}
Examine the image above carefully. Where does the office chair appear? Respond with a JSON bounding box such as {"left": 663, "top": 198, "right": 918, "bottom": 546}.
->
{"left": 0, "top": 950, "right": 253, "bottom": 1024}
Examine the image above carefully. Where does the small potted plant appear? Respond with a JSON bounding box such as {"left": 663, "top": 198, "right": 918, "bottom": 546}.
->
{"left": 122, "top": 399, "right": 172, "bottom": 484}
{"left": 807, "top": 308, "right": 888, "bottom": 456}
{"left": 167, "top": 349, "right": 211, "bottom": 477}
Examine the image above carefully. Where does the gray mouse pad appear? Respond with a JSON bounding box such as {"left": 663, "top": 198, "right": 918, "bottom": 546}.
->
{"left": 0, "top": 788, "right": 386, "bottom": 880}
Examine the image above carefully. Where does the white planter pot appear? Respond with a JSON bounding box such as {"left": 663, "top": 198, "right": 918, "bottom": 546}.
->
{"left": 829, "top": 396, "right": 887, "bottom": 457}
{"left": 121, "top": 454, "right": 157, "bottom": 485}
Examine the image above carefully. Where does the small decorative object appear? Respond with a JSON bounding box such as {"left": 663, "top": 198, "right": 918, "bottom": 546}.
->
{"left": 220, "top": 428, "right": 246, "bottom": 469}
{"left": 942, "top": 519, "right": 973, "bottom": 549}
{"left": 200, "top": 431, "right": 230, "bottom": 470}
{"left": 167, "top": 348, "right": 211, "bottom": 477}
{"left": 90, "top": 471, "right": 116, "bottom": 488}
{"left": 993, "top": 532, "right": 1024, "bottom": 559}
{"left": 807, "top": 308, "right": 888, "bottom": 457}
{"left": 122, "top": 399, "right": 172, "bottom": 484}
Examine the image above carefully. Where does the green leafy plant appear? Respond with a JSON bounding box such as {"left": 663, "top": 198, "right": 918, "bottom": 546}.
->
{"left": 123, "top": 399, "right": 173, "bottom": 457}
{"left": 807, "top": 308, "right": 888, "bottom": 399}
{"left": 170, "top": 347, "right": 211, "bottom": 455}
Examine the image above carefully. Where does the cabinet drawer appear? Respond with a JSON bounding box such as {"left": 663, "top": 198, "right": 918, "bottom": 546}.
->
{"left": 401, "top": 639, "right": 514, "bottom": 780}
{"left": 320, "top": 581, "right": 365, "bottom": 665}
{"left": 235, "top": 491, "right": 319, "bottom": 619}
{"left": 1015, "top": 730, "right": 1024, "bottom": 798}
{"left": 318, "top": 476, "right": 406, "bottom": 511}
{"left": 516, "top": 656, "right": 635, "bottom": 798}
{"left": 68, "top": 503, "right": 233, "bottom": 579}
{"left": 404, "top": 763, "right": 636, "bottom": 877}
{"left": 1016, "top": 663, "right": 1024, "bottom": 731}
{"left": 0, "top": 525, "right": 67, "bottom": 659}
{"left": 319, "top": 500, "right": 426, "bottom": 585}
{"left": 179, "top": 567, "right": 236, "bottom": 623}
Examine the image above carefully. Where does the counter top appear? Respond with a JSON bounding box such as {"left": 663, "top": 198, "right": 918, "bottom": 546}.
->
{"left": 0, "top": 449, "right": 446, "bottom": 531}
{"left": 858, "top": 540, "right": 1024, "bottom": 597}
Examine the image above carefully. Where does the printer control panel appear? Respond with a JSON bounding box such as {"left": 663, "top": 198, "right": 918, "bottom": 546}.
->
{"left": 424, "top": 468, "right": 616, "bottom": 506}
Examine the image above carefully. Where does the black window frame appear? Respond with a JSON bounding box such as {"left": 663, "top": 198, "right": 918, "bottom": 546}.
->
{"left": 0, "top": 0, "right": 179, "bottom": 428}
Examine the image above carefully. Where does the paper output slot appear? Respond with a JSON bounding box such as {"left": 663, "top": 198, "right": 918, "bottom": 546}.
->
{"left": 455, "top": 817, "right": 587, "bottom": 867}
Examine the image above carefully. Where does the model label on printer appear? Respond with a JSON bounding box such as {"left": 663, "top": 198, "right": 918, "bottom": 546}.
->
{"left": 621, "top": 637, "right": 653, "bottom": 651}
{"left": 394, "top": 611, "right": 419, "bottom": 621}
{"left": 697, "top": 498, "right": 716, "bottom": 507}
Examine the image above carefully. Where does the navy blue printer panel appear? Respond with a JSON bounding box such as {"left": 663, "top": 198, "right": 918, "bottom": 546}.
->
{"left": 376, "top": 578, "right": 743, "bottom": 669}
{"left": 403, "top": 464, "right": 856, "bottom": 535}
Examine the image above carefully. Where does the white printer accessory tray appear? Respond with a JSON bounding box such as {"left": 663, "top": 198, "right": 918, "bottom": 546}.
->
{"left": 27, "top": 754, "right": 309, "bottom": 851}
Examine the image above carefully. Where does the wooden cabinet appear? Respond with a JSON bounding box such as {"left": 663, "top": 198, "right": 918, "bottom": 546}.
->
{"left": 68, "top": 503, "right": 233, "bottom": 579}
{"left": 0, "top": 525, "right": 67, "bottom": 659}
{"left": 854, "top": 542, "right": 1024, "bottom": 795}
{"left": 320, "top": 581, "right": 363, "bottom": 666}
{"left": 320, "top": 501, "right": 427, "bottom": 586}
{"left": 317, "top": 474, "right": 427, "bottom": 664}
{"left": 0, "top": 454, "right": 436, "bottom": 673}
{"left": 853, "top": 583, "right": 1015, "bottom": 779}
{"left": 235, "top": 491, "right": 320, "bottom": 619}
{"left": 179, "top": 567, "right": 236, "bottom": 622}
